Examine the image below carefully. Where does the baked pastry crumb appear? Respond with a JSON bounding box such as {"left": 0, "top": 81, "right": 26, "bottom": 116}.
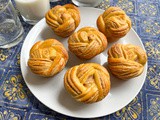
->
{"left": 108, "top": 43, "right": 147, "bottom": 79}
{"left": 45, "top": 4, "right": 80, "bottom": 38}
{"left": 28, "top": 39, "right": 68, "bottom": 77}
{"left": 68, "top": 27, "right": 107, "bottom": 59}
{"left": 64, "top": 63, "right": 110, "bottom": 103}
{"left": 97, "top": 6, "right": 131, "bottom": 42}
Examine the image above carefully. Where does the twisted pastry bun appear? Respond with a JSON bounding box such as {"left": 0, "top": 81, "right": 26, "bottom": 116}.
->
{"left": 64, "top": 63, "right": 110, "bottom": 103}
{"left": 45, "top": 4, "right": 80, "bottom": 38}
{"left": 97, "top": 7, "right": 131, "bottom": 42}
{"left": 68, "top": 27, "right": 107, "bottom": 59}
{"left": 28, "top": 39, "right": 68, "bottom": 77}
{"left": 108, "top": 43, "right": 147, "bottom": 80}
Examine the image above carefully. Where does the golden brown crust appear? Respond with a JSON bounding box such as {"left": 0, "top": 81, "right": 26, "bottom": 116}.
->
{"left": 97, "top": 7, "right": 131, "bottom": 42}
{"left": 45, "top": 4, "right": 80, "bottom": 38}
{"left": 28, "top": 39, "right": 68, "bottom": 77}
{"left": 108, "top": 43, "right": 147, "bottom": 79}
{"left": 64, "top": 63, "right": 110, "bottom": 103}
{"left": 68, "top": 27, "right": 107, "bottom": 59}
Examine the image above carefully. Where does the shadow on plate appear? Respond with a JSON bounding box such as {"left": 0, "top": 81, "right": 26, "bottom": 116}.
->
{"left": 102, "top": 62, "right": 128, "bottom": 91}
{"left": 58, "top": 88, "right": 85, "bottom": 111}
{"left": 39, "top": 25, "right": 68, "bottom": 43}
{"left": 58, "top": 87, "right": 104, "bottom": 112}
{"left": 25, "top": 66, "right": 54, "bottom": 85}
{"left": 66, "top": 50, "right": 101, "bottom": 68}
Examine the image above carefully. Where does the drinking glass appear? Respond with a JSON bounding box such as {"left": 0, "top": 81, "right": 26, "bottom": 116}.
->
{"left": 14, "top": 0, "right": 50, "bottom": 25}
{"left": 0, "top": 0, "right": 24, "bottom": 48}
{"left": 50, "top": 0, "right": 61, "bottom": 2}
{"left": 72, "top": 0, "right": 103, "bottom": 7}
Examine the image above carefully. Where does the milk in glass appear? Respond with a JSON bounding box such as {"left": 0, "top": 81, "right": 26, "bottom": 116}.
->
{"left": 15, "top": 0, "right": 50, "bottom": 25}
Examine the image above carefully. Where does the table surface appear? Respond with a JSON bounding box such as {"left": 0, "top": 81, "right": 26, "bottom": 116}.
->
{"left": 0, "top": 0, "right": 160, "bottom": 120}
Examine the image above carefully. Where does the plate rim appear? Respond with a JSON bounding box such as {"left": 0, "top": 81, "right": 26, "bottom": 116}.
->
{"left": 20, "top": 7, "right": 148, "bottom": 118}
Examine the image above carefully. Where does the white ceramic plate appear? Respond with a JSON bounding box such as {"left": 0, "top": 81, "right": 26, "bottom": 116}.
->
{"left": 20, "top": 7, "right": 147, "bottom": 118}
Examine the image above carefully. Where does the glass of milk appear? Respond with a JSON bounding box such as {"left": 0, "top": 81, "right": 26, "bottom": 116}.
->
{"left": 14, "top": 0, "right": 50, "bottom": 25}
{"left": 72, "top": 0, "right": 103, "bottom": 7}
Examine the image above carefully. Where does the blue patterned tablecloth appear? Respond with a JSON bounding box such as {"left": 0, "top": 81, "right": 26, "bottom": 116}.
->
{"left": 0, "top": 0, "right": 160, "bottom": 120}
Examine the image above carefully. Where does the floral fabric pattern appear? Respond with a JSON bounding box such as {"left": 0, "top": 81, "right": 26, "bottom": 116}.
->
{"left": 0, "top": 0, "right": 159, "bottom": 119}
